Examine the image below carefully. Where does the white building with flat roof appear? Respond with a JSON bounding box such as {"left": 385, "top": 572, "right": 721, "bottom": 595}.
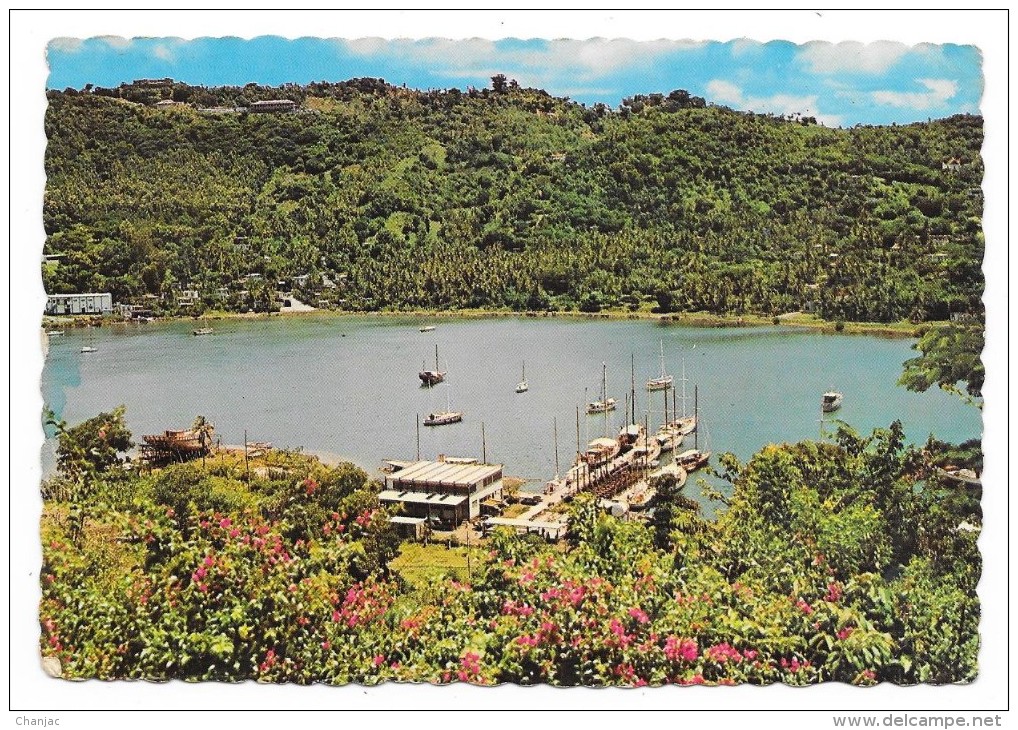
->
{"left": 379, "top": 459, "right": 504, "bottom": 525}
{"left": 45, "top": 293, "right": 113, "bottom": 316}
{"left": 249, "top": 99, "right": 297, "bottom": 113}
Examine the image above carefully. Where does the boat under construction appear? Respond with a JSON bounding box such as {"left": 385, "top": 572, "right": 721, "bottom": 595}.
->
{"left": 140, "top": 428, "right": 211, "bottom": 464}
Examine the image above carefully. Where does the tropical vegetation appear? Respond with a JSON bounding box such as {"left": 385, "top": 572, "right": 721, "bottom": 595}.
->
{"left": 44, "top": 78, "right": 983, "bottom": 323}
{"left": 40, "top": 409, "right": 980, "bottom": 685}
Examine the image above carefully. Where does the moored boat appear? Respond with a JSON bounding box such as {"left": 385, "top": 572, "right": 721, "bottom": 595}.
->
{"left": 581, "top": 437, "right": 620, "bottom": 467}
{"left": 586, "top": 362, "right": 617, "bottom": 414}
{"left": 655, "top": 425, "right": 684, "bottom": 453}
{"left": 420, "top": 325, "right": 436, "bottom": 332}
{"left": 419, "top": 344, "right": 447, "bottom": 386}
{"left": 646, "top": 340, "right": 673, "bottom": 391}
{"left": 675, "top": 448, "right": 711, "bottom": 472}
{"left": 516, "top": 362, "right": 529, "bottom": 393}
{"left": 822, "top": 391, "right": 843, "bottom": 412}
{"left": 586, "top": 397, "right": 617, "bottom": 414}
{"left": 193, "top": 327, "right": 213, "bottom": 336}
{"left": 671, "top": 415, "right": 697, "bottom": 436}
{"left": 423, "top": 410, "right": 463, "bottom": 427}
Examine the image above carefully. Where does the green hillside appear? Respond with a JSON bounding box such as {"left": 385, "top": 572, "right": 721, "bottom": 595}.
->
{"left": 44, "top": 78, "right": 984, "bottom": 322}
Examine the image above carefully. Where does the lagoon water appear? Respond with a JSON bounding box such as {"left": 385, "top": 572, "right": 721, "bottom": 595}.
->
{"left": 41, "top": 315, "right": 981, "bottom": 503}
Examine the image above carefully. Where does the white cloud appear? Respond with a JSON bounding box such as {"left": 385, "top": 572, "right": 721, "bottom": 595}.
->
{"left": 48, "top": 37, "right": 83, "bottom": 53}
{"left": 705, "top": 79, "right": 742, "bottom": 104}
{"left": 341, "top": 37, "right": 391, "bottom": 57}
{"left": 705, "top": 78, "right": 843, "bottom": 127}
{"left": 520, "top": 39, "right": 703, "bottom": 82}
{"left": 730, "top": 38, "right": 763, "bottom": 58}
{"left": 871, "top": 78, "right": 958, "bottom": 109}
{"left": 152, "top": 44, "right": 174, "bottom": 62}
{"left": 339, "top": 37, "right": 699, "bottom": 86}
{"left": 798, "top": 40, "right": 909, "bottom": 75}
{"left": 97, "top": 36, "right": 133, "bottom": 50}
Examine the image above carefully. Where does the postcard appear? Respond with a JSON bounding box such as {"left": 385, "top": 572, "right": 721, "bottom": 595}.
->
{"left": 10, "top": 9, "right": 1007, "bottom": 721}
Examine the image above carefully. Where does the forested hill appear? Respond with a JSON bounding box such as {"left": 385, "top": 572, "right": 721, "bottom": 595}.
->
{"left": 43, "top": 79, "right": 984, "bottom": 322}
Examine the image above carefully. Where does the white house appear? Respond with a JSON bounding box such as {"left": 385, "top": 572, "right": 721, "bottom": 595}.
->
{"left": 45, "top": 293, "right": 113, "bottom": 316}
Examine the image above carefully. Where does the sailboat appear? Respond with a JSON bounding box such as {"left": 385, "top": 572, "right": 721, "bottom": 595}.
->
{"left": 193, "top": 316, "right": 213, "bottom": 336}
{"left": 646, "top": 340, "right": 674, "bottom": 391}
{"left": 515, "top": 362, "right": 529, "bottom": 393}
{"left": 80, "top": 328, "right": 97, "bottom": 353}
{"left": 674, "top": 385, "right": 710, "bottom": 471}
{"left": 670, "top": 359, "right": 696, "bottom": 435}
{"left": 419, "top": 344, "right": 447, "bottom": 386}
{"left": 586, "top": 362, "right": 617, "bottom": 414}
{"left": 424, "top": 385, "right": 463, "bottom": 426}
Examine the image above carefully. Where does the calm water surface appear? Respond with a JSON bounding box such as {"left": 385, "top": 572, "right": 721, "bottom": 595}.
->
{"left": 42, "top": 316, "right": 982, "bottom": 503}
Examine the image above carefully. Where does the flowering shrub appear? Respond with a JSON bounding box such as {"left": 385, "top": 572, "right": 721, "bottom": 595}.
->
{"left": 39, "top": 421, "right": 978, "bottom": 686}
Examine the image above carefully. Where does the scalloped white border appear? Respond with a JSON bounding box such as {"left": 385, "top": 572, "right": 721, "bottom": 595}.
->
{"left": 8, "top": 8, "right": 1008, "bottom": 720}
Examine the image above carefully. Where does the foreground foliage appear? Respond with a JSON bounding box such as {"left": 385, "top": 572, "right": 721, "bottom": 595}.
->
{"left": 39, "top": 409, "right": 979, "bottom": 685}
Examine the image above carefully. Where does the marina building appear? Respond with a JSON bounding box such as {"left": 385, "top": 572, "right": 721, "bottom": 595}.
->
{"left": 45, "top": 292, "right": 113, "bottom": 316}
{"left": 379, "top": 459, "right": 504, "bottom": 525}
{"left": 249, "top": 99, "right": 297, "bottom": 113}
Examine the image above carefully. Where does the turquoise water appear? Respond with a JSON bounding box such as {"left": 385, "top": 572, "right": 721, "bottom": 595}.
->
{"left": 41, "top": 316, "right": 982, "bottom": 501}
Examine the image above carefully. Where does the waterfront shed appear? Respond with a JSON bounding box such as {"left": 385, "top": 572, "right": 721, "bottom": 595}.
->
{"left": 379, "top": 459, "right": 504, "bottom": 524}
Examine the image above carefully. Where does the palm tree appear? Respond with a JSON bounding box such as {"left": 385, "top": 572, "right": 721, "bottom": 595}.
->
{"left": 191, "top": 415, "right": 215, "bottom": 467}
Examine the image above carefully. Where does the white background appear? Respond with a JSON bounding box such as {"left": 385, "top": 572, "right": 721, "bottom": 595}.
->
{"left": 6, "top": 8, "right": 1010, "bottom": 724}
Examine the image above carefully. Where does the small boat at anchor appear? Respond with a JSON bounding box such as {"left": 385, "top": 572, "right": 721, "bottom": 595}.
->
{"left": 419, "top": 344, "right": 447, "bottom": 386}
{"left": 80, "top": 328, "right": 98, "bottom": 353}
{"left": 587, "top": 362, "right": 617, "bottom": 414}
{"left": 587, "top": 398, "right": 617, "bottom": 414}
{"left": 516, "top": 362, "right": 529, "bottom": 393}
{"left": 423, "top": 410, "right": 463, "bottom": 427}
{"left": 822, "top": 391, "right": 844, "bottom": 413}
{"left": 192, "top": 327, "right": 213, "bottom": 336}
{"left": 420, "top": 325, "right": 436, "bottom": 332}
{"left": 646, "top": 340, "right": 674, "bottom": 391}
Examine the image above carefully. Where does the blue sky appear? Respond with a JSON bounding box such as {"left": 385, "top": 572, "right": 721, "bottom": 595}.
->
{"left": 47, "top": 35, "right": 982, "bottom": 127}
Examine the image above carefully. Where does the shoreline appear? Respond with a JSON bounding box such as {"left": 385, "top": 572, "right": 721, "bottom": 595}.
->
{"left": 42, "top": 307, "right": 925, "bottom": 339}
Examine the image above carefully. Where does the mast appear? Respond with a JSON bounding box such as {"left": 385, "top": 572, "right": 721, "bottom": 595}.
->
{"left": 694, "top": 385, "right": 699, "bottom": 450}
{"left": 672, "top": 386, "right": 677, "bottom": 425}
{"left": 644, "top": 413, "right": 650, "bottom": 480}
{"left": 602, "top": 362, "right": 609, "bottom": 437}
{"left": 481, "top": 421, "right": 487, "bottom": 464}
{"left": 416, "top": 414, "right": 421, "bottom": 460}
{"left": 663, "top": 382, "right": 669, "bottom": 427}
{"left": 681, "top": 359, "right": 688, "bottom": 417}
{"left": 435, "top": 343, "right": 440, "bottom": 372}
{"left": 630, "top": 353, "right": 636, "bottom": 425}
{"left": 553, "top": 417, "right": 560, "bottom": 481}
{"left": 575, "top": 406, "right": 582, "bottom": 491}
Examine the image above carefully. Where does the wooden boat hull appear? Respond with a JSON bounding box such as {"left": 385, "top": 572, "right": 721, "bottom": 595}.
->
{"left": 821, "top": 392, "right": 843, "bottom": 412}
{"left": 423, "top": 412, "right": 463, "bottom": 426}
{"left": 419, "top": 371, "right": 446, "bottom": 386}
{"left": 675, "top": 449, "right": 710, "bottom": 472}
{"left": 586, "top": 398, "right": 617, "bottom": 414}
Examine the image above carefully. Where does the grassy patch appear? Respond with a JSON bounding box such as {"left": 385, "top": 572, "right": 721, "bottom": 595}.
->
{"left": 389, "top": 542, "right": 484, "bottom": 588}
{"left": 501, "top": 503, "right": 530, "bottom": 519}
